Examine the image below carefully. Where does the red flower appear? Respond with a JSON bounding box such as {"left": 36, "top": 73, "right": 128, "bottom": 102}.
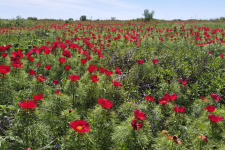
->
{"left": 97, "top": 98, "right": 113, "bottom": 109}
{"left": 164, "top": 93, "right": 177, "bottom": 101}
{"left": 55, "top": 89, "right": 61, "bottom": 94}
{"left": 33, "top": 93, "right": 43, "bottom": 100}
{"left": 152, "top": 59, "right": 158, "bottom": 64}
{"left": 28, "top": 56, "right": 35, "bottom": 61}
{"left": 88, "top": 64, "right": 98, "bottom": 73}
{"left": 36, "top": 74, "right": 46, "bottom": 82}
{"left": 69, "top": 109, "right": 72, "bottom": 113}
{"left": 208, "top": 114, "right": 224, "bottom": 122}
{"left": 99, "top": 68, "right": 107, "bottom": 73}
{"left": 80, "top": 59, "right": 87, "bottom": 63}
{"left": 18, "top": 100, "right": 37, "bottom": 109}
{"left": 70, "top": 119, "right": 91, "bottom": 133}
{"left": 178, "top": 78, "right": 183, "bottom": 83}
{"left": 208, "top": 51, "right": 212, "bottom": 54}
{"left": 26, "top": 148, "right": 31, "bottom": 150}
{"left": 131, "top": 118, "right": 143, "bottom": 130}
{"left": 62, "top": 50, "right": 71, "bottom": 58}
{"left": 211, "top": 93, "right": 221, "bottom": 101}
{"left": 36, "top": 62, "right": 42, "bottom": 66}
{"left": 220, "top": 54, "right": 224, "bottom": 57}
{"left": 65, "top": 65, "right": 71, "bottom": 70}
{"left": 112, "top": 80, "right": 123, "bottom": 87}
{"left": 91, "top": 75, "right": 99, "bottom": 82}
{"left": 204, "top": 105, "right": 215, "bottom": 112}
{"left": 200, "top": 95, "right": 208, "bottom": 102}
{"left": 69, "top": 74, "right": 80, "bottom": 81}
{"left": 134, "top": 109, "right": 147, "bottom": 120}
{"left": 115, "top": 66, "right": 121, "bottom": 74}
{"left": 45, "top": 64, "right": 51, "bottom": 70}
{"left": 182, "top": 79, "right": 187, "bottom": 86}
{"left": 11, "top": 62, "right": 24, "bottom": 68}
{"left": 145, "top": 95, "right": 154, "bottom": 101}
{"left": 59, "top": 57, "right": 66, "bottom": 63}
{"left": 0, "top": 64, "right": 11, "bottom": 74}
{"left": 28, "top": 69, "right": 36, "bottom": 75}
{"left": 137, "top": 59, "right": 144, "bottom": 64}
{"left": 1, "top": 53, "right": 8, "bottom": 57}
{"left": 174, "top": 105, "right": 185, "bottom": 113}
{"left": 158, "top": 96, "right": 169, "bottom": 104}
{"left": 105, "top": 70, "right": 113, "bottom": 76}
{"left": 53, "top": 80, "right": 59, "bottom": 85}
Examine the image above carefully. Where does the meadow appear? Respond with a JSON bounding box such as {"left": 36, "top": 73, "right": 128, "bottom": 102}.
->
{"left": 0, "top": 19, "right": 225, "bottom": 150}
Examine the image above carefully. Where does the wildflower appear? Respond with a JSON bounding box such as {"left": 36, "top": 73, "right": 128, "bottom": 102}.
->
{"left": 80, "top": 59, "right": 87, "bottom": 63}
{"left": 55, "top": 89, "right": 61, "bottom": 95}
{"left": 137, "top": 59, "right": 144, "bottom": 64}
{"left": 0, "top": 64, "right": 11, "bottom": 74}
{"left": 45, "top": 64, "right": 51, "bottom": 70}
{"left": 53, "top": 80, "right": 59, "bottom": 85}
{"left": 220, "top": 54, "right": 224, "bottom": 57}
{"left": 59, "top": 57, "right": 66, "bottom": 63}
{"left": 112, "top": 80, "right": 123, "bottom": 87}
{"left": 200, "top": 95, "right": 208, "bottom": 102}
{"left": 204, "top": 105, "right": 215, "bottom": 112}
{"left": 105, "top": 70, "right": 113, "bottom": 76}
{"left": 134, "top": 109, "right": 147, "bottom": 120}
{"left": 69, "top": 109, "right": 72, "bottom": 113}
{"left": 115, "top": 66, "right": 121, "bottom": 74}
{"left": 145, "top": 95, "right": 154, "bottom": 101}
{"left": 174, "top": 105, "right": 185, "bottom": 113}
{"left": 97, "top": 98, "right": 113, "bottom": 109}
{"left": 91, "top": 75, "right": 99, "bottom": 82}
{"left": 36, "top": 62, "right": 42, "bottom": 66}
{"left": 1, "top": 53, "right": 8, "bottom": 57}
{"left": 131, "top": 118, "right": 143, "bottom": 130}
{"left": 65, "top": 65, "right": 71, "bottom": 70}
{"left": 211, "top": 93, "right": 221, "bottom": 101}
{"left": 88, "top": 64, "right": 98, "bottom": 73}
{"left": 152, "top": 59, "right": 158, "bottom": 64}
{"left": 33, "top": 93, "right": 44, "bottom": 100}
{"left": 158, "top": 96, "right": 169, "bottom": 104}
{"left": 18, "top": 100, "right": 37, "bottom": 109}
{"left": 11, "top": 62, "right": 24, "bottom": 68}
{"left": 208, "top": 51, "right": 212, "bottom": 54}
{"left": 62, "top": 50, "right": 71, "bottom": 58}
{"left": 197, "top": 134, "right": 208, "bottom": 142}
{"left": 208, "top": 114, "right": 224, "bottom": 122}
{"left": 36, "top": 74, "right": 46, "bottom": 82}
{"left": 70, "top": 119, "right": 91, "bottom": 133}
{"left": 162, "top": 130, "right": 168, "bottom": 136}
{"left": 99, "top": 68, "right": 107, "bottom": 73}
{"left": 68, "top": 74, "right": 80, "bottom": 81}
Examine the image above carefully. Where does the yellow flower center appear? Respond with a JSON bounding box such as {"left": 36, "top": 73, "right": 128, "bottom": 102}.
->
{"left": 77, "top": 126, "right": 82, "bottom": 130}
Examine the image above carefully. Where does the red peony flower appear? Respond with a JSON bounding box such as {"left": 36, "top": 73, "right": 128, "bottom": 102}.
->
{"left": 45, "top": 64, "right": 51, "bottom": 70}
{"left": 204, "top": 105, "right": 215, "bottom": 112}
{"left": 208, "top": 51, "right": 212, "bottom": 54}
{"left": 11, "top": 62, "right": 24, "bottom": 68}
{"left": 33, "top": 93, "right": 43, "bottom": 100}
{"left": 59, "top": 57, "right": 66, "bottom": 63}
{"left": 53, "top": 80, "right": 59, "bottom": 85}
{"left": 28, "top": 56, "right": 35, "bottom": 62}
{"left": 211, "top": 93, "right": 221, "bottom": 101}
{"left": 69, "top": 109, "right": 72, "bottom": 113}
{"left": 69, "top": 74, "right": 80, "bottom": 81}
{"left": 115, "top": 66, "right": 121, "bottom": 74}
{"left": 200, "top": 95, "right": 208, "bottom": 102}
{"left": 220, "top": 54, "right": 224, "bottom": 57}
{"left": 18, "top": 100, "right": 37, "bottom": 109}
{"left": 80, "top": 59, "right": 87, "bottom": 63}
{"left": 99, "top": 68, "right": 107, "bottom": 73}
{"left": 208, "top": 114, "right": 224, "bottom": 122}
{"left": 174, "top": 105, "right": 185, "bottom": 113}
{"left": 36, "top": 74, "right": 46, "bottom": 82}
{"left": 70, "top": 119, "right": 91, "bottom": 133}
{"left": 91, "top": 75, "right": 99, "bottom": 82}
{"left": 182, "top": 79, "right": 187, "bottom": 86}
{"left": 152, "top": 59, "right": 158, "bottom": 64}
{"left": 28, "top": 69, "right": 36, "bottom": 75}
{"left": 145, "top": 95, "right": 154, "bottom": 101}
{"left": 178, "top": 78, "right": 183, "bottom": 83}
{"left": 134, "top": 109, "right": 147, "bottom": 120}
{"left": 131, "top": 118, "right": 143, "bottom": 130}
{"left": 55, "top": 89, "right": 61, "bottom": 94}
{"left": 97, "top": 98, "right": 113, "bottom": 109}
{"left": 1, "top": 53, "right": 8, "bottom": 57}
{"left": 88, "top": 64, "right": 98, "bottom": 73}
{"left": 112, "top": 80, "right": 123, "bottom": 87}
{"left": 137, "top": 59, "right": 144, "bottom": 64}
{"left": 65, "top": 65, "right": 71, "bottom": 70}
{"left": 0, "top": 64, "right": 11, "bottom": 74}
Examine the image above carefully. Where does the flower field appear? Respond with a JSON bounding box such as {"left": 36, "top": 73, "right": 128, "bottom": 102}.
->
{"left": 0, "top": 20, "right": 225, "bottom": 149}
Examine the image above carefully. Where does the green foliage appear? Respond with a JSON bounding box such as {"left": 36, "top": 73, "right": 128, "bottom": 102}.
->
{"left": 80, "top": 15, "right": 87, "bottom": 21}
{"left": 143, "top": 9, "right": 155, "bottom": 21}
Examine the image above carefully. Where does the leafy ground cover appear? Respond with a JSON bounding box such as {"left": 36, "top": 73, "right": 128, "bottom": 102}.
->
{"left": 0, "top": 20, "right": 225, "bottom": 150}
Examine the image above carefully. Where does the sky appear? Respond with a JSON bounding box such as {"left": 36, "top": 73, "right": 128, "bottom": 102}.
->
{"left": 1, "top": 0, "right": 225, "bottom": 20}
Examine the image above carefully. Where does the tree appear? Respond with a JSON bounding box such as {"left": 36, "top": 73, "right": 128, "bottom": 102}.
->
{"left": 80, "top": 15, "right": 87, "bottom": 21}
{"left": 143, "top": 9, "right": 155, "bottom": 21}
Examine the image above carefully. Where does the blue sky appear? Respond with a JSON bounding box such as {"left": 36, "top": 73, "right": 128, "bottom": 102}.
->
{"left": 1, "top": 0, "right": 225, "bottom": 20}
